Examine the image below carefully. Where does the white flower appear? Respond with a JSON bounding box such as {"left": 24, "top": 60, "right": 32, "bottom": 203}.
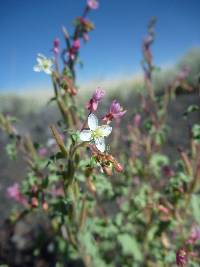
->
{"left": 80, "top": 113, "right": 112, "bottom": 152}
{"left": 33, "top": 53, "right": 53, "bottom": 75}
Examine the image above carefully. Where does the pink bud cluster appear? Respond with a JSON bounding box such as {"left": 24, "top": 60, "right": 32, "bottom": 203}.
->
{"left": 86, "top": 88, "right": 126, "bottom": 123}
{"left": 52, "top": 1, "right": 98, "bottom": 65}
{"left": 77, "top": 17, "right": 94, "bottom": 41}
{"left": 176, "top": 225, "right": 200, "bottom": 266}
{"left": 176, "top": 248, "right": 187, "bottom": 266}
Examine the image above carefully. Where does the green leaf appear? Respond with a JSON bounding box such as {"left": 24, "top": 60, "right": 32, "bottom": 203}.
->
{"left": 149, "top": 153, "right": 169, "bottom": 177}
{"left": 115, "top": 213, "right": 123, "bottom": 226}
{"left": 117, "top": 234, "right": 143, "bottom": 262}
{"left": 191, "top": 194, "right": 200, "bottom": 224}
{"left": 93, "top": 174, "right": 113, "bottom": 197}
{"left": 79, "top": 230, "right": 109, "bottom": 267}
{"left": 47, "top": 96, "right": 57, "bottom": 105}
{"left": 147, "top": 225, "right": 158, "bottom": 241}
{"left": 164, "top": 251, "right": 176, "bottom": 264}
{"left": 183, "top": 104, "right": 200, "bottom": 118}
{"left": 192, "top": 124, "right": 200, "bottom": 142}
{"left": 189, "top": 260, "right": 200, "bottom": 267}
{"left": 5, "top": 143, "right": 17, "bottom": 160}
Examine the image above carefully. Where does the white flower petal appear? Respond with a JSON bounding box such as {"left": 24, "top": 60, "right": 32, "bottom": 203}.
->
{"left": 100, "top": 125, "right": 112, "bottom": 137}
{"left": 88, "top": 113, "right": 98, "bottom": 130}
{"left": 44, "top": 68, "right": 52, "bottom": 75}
{"left": 33, "top": 65, "right": 42, "bottom": 72}
{"left": 37, "top": 53, "right": 46, "bottom": 59}
{"left": 80, "top": 130, "right": 92, "bottom": 142}
{"left": 36, "top": 57, "right": 43, "bottom": 65}
{"left": 95, "top": 137, "right": 105, "bottom": 152}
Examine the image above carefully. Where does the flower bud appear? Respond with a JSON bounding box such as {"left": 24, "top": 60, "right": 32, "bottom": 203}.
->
{"left": 114, "top": 162, "right": 123, "bottom": 172}
{"left": 158, "top": 205, "right": 169, "bottom": 215}
{"left": 31, "top": 197, "right": 39, "bottom": 208}
{"left": 42, "top": 202, "right": 49, "bottom": 211}
{"left": 102, "top": 100, "right": 126, "bottom": 123}
{"left": 87, "top": 0, "right": 99, "bottom": 10}
{"left": 86, "top": 88, "right": 105, "bottom": 112}
{"left": 53, "top": 38, "right": 60, "bottom": 57}
{"left": 176, "top": 248, "right": 187, "bottom": 266}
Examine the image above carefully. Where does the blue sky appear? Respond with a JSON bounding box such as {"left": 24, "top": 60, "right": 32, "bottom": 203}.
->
{"left": 0, "top": 0, "right": 199, "bottom": 92}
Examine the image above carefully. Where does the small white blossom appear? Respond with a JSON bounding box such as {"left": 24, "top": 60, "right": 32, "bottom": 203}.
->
{"left": 33, "top": 53, "right": 53, "bottom": 75}
{"left": 80, "top": 113, "right": 112, "bottom": 152}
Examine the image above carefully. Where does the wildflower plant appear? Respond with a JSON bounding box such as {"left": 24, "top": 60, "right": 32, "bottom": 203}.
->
{"left": 0, "top": 2, "right": 200, "bottom": 267}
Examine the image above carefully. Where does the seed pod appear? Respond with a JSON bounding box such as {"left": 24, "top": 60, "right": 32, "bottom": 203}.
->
{"left": 114, "top": 162, "right": 123, "bottom": 172}
{"left": 31, "top": 197, "right": 39, "bottom": 208}
{"left": 42, "top": 202, "right": 49, "bottom": 211}
{"left": 87, "top": 178, "right": 97, "bottom": 193}
{"left": 102, "top": 165, "right": 113, "bottom": 176}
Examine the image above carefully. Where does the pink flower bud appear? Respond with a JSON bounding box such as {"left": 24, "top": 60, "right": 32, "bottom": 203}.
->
{"left": 31, "top": 197, "right": 39, "bottom": 208}
{"left": 114, "top": 162, "right": 123, "bottom": 172}
{"left": 73, "top": 39, "right": 81, "bottom": 50}
{"left": 87, "top": 0, "right": 99, "bottom": 10}
{"left": 53, "top": 38, "right": 60, "bottom": 56}
{"left": 86, "top": 88, "right": 105, "bottom": 112}
{"left": 158, "top": 205, "right": 169, "bottom": 215}
{"left": 176, "top": 248, "right": 187, "bottom": 266}
{"left": 102, "top": 100, "right": 126, "bottom": 123}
